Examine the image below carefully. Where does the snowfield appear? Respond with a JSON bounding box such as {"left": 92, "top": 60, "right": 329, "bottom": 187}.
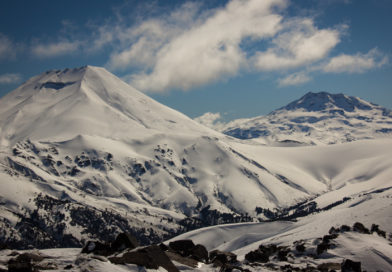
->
{"left": 0, "top": 66, "right": 391, "bottom": 271}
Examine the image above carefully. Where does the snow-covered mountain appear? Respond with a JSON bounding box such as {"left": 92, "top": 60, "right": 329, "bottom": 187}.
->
{"left": 0, "top": 66, "right": 391, "bottom": 257}
{"left": 222, "top": 92, "right": 392, "bottom": 145}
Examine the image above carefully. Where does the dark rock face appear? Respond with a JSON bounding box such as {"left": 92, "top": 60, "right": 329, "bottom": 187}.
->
{"left": 109, "top": 245, "right": 179, "bottom": 272}
{"left": 168, "top": 239, "right": 195, "bottom": 257}
{"left": 111, "top": 233, "right": 139, "bottom": 252}
{"left": 341, "top": 259, "right": 361, "bottom": 272}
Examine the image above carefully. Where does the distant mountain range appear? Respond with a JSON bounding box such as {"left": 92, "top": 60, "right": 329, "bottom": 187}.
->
{"left": 221, "top": 92, "right": 392, "bottom": 145}
{"left": 0, "top": 66, "right": 391, "bottom": 255}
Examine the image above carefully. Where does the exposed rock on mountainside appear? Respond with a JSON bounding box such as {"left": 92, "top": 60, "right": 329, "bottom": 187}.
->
{"left": 0, "top": 66, "right": 391, "bottom": 252}
{"left": 222, "top": 92, "right": 392, "bottom": 145}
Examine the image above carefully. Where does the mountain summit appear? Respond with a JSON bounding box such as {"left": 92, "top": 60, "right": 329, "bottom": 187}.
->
{"left": 0, "top": 68, "right": 391, "bottom": 257}
{"left": 281, "top": 91, "right": 377, "bottom": 112}
{"left": 0, "top": 66, "right": 212, "bottom": 146}
{"left": 223, "top": 91, "right": 392, "bottom": 145}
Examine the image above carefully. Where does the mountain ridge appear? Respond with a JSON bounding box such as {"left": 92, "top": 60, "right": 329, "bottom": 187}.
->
{"left": 222, "top": 91, "right": 392, "bottom": 145}
{"left": 0, "top": 66, "right": 391, "bottom": 252}
{"left": 0, "top": 66, "right": 218, "bottom": 146}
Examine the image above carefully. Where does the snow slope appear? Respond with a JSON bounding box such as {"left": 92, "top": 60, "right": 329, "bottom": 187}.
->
{"left": 222, "top": 92, "right": 392, "bottom": 145}
{"left": 0, "top": 66, "right": 217, "bottom": 146}
{"left": 169, "top": 185, "right": 392, "bottom": 271}
{"left": 0, "top": 66, "right": 391, "bottom": 252}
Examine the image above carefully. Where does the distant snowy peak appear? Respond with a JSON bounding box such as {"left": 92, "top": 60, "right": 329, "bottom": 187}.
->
{"left": 223, "top": 92, "right": 392, "bottom": 145}
{"left": 279, "top": 91, "right": 377, "bottom": 113}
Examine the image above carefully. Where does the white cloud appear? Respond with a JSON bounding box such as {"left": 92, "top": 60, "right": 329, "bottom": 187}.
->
{"left": 31, "top": 40, "right": 81, "bottom": 58}
{"left": 0, "top": 73, "right": 21, "bottom": 84}
{"left": 0, "top": 33, "right": 16, "bottom": 59}
{"left": 194, "top": 112, "right": 226, "bottom": 130}
{"left": 114, "top": 0, "right": 287, "bottom": 92}
{"left": 323, "top": 48, "right": 388, "bottom": 73}
{"left": 254, "top": 19, "right": 341, "bottom": 71}
{"left": 278, "top": 72, "right": 311, "bottom": 86}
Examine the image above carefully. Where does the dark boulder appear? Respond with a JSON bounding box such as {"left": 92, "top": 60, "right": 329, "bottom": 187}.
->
{"left": 109, "top": 245, "right": 179, "bottom": 272}
{"left": 353, "top": 222, "right": 370, "bottom": 234}
{"left": 245, "top": 249, "right": 269, "bottom": 263}
{"left": 190, "top": 244, "right": 209, "bottom": 263}
{"left": 169, "top": 239, "right": 195, "bottom": 257}
{"left": 259, "top": 244, "right": 278, "bottom": 256}
{"left": 209, "top": 250, "right": 237, "bottom": 266}
{"left": 370, "top": 224, "right": 386, "bottom": 238}
{"left": 329, "top": 226, "right": 339, "bottom": 234}
{"left": 323, "top": 233, "right": 338, "bottom": 242}
{"left": 111, "top": 232, "right": 139, "bottom": 252}
{"left": 159, "top": 243, "right": 169, "bottom": 251}
{"left": 341, "top": 259, "right": 361, "bottom": 272}
{"left": 81, "top": 240, "right": 111, "bottom": 256}
{"left": 8, "top": 254, "right": 34, "bottom": 272}
{"left": 0, "top": 243, "right": 8, "bottom": 250}
{"left": 340, "top": 225, "right": 351, "bottom": 232}
{"left": 295, "top": 243, "right": 305, "bottom": 253}
{"left": 165, "top": 251, "right": 199, "bottom": 268}
{"left": 277, "top": 247, "right": 290, "bottom": 261}
{"left": 317, "top": 242, "right": 330, "bottom": 255}
{"left": 318, "top": 262, "right": 341, "bottom": 271}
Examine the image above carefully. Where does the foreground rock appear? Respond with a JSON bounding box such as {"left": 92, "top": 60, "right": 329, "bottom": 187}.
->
{"left": 109, "top": 245, "right": 179, "bottom": 272}
{"left": 81, "top": 232, "right": 139, "bottom": 256}
{"left": 341, "top": 258, "right": 362, "bottom": 272}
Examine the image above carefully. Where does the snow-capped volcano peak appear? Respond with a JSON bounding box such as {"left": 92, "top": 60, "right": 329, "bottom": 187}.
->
{"left": 222, "top": 91, "right": 392, "bottom": 145}
{"left": 281, "top": 91, "right": 376, "bottom": 112}
{"left": 0, "top": 66, "right": 213, "bottom": 146}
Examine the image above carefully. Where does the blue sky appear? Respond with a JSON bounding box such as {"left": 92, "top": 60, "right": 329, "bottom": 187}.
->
{"left": 0, "top": 0, "right": 391, "bottom": 122}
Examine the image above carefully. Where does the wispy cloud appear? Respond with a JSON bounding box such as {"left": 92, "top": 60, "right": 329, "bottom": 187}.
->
{"left": 31, "top": 40, "right": 81, "bottom": 58}
{"left": 0, "top": 73, "right": 22, "bottom": 84}
{"left": 101, "top": 0, "right": 350, "bottom": 92}
{"left": 254, "top": 19, "right": 341, "bottom": 71}
{"left": 0, "top": 33, "right": 17, "bottom": 59}
{"left": 278, "top": 72, "right": 311, "bottom": 87}
{"left": 123, "top": 0, "right": 287, "bottom": 92}
{"left": 322, "top": 48, "right": 388, "bottom": 74}
{"left": 6, "top": 0, "right": 387, "bottom": 92}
